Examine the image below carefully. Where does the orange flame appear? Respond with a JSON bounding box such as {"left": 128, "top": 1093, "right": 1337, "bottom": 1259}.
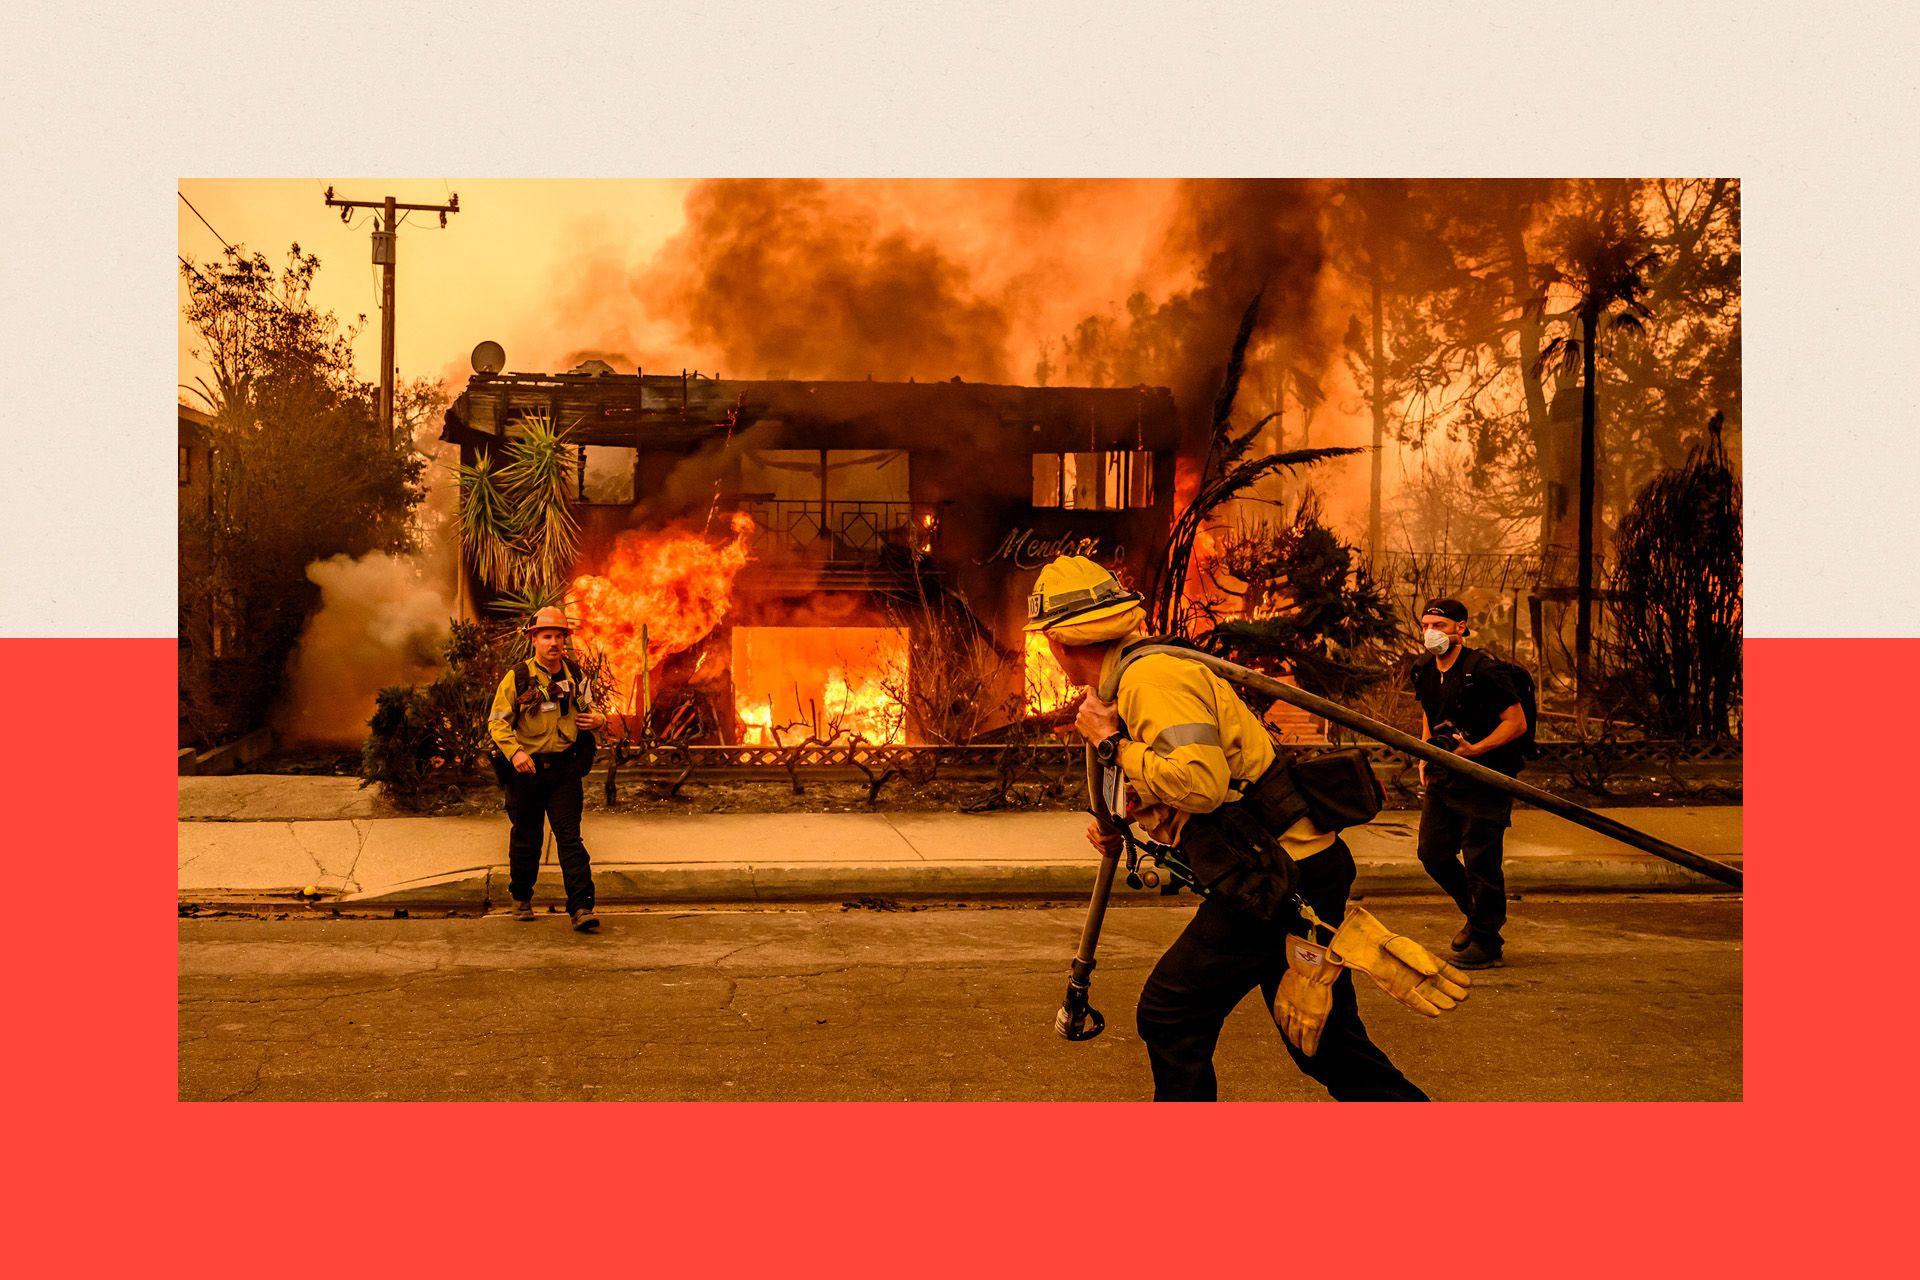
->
{"left": 732, "top": 626, "right": 907, "bottom": 745}
{"left": 570, "top": 512, "right": 755, "bottom": 711}
{"left": 1172, "top": 453, "right": 1202, "bottom": 518}
{"left": 1023, "top": 631, "right": 1077, "bottom": 715}
{"left": 1169, "top": 454, "right": 1224, "bottom": 631}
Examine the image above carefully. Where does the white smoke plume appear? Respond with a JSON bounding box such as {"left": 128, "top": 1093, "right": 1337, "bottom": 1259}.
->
{"left": 273, "top": 549, "right": 455, "bottom": 746}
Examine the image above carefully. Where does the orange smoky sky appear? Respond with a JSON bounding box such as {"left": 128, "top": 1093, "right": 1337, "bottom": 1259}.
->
{"left": 178, "top": 177, "right": 1391, "bottom": 527}
{"left": 177, "top": 178, "right": 1203, "bottom": 393}
{"left": 177, "top": 178, "right": 696, "bottom": 394}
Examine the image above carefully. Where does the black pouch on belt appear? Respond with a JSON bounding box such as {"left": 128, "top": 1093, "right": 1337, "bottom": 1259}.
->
{"left": 561, "top": 729, "right": 599, "bottom": 777}
{"left": 1180, "top": 768, "right": 1302, "bottom": 923}
{"left": 1288, "top": 748, "right": 1384, "bottom": 830}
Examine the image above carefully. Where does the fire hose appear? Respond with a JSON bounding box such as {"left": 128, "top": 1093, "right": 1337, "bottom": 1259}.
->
{"left": 1054, "top": 645, "right": 1742, "bottom": 1041}
{"left": 1055, "top": 745, "right": 1121, "bottom": 1041}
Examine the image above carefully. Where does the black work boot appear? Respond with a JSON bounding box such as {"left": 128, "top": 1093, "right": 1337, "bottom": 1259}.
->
{"left": 1451, "top": 923, "right": 1472, "bottom": 952}
{"left": 570, "top": 908, "right": 600, "bottom": 934}
{"left": 1454, "top": 938, "right": 1503, "bottom": 969}
{"left": 511, "top": 898, "right": 535, "bottom": 921}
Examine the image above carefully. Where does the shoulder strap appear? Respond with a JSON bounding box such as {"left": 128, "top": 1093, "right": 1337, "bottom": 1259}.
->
{"left": 504, "top": 660, "right": 534, "bottom": 730}
{"left": 1098, "top": 635, "right": 1191, "bottom": 701}
{"left": 1463, "top": 647, "right": 1523, "bottom": 686}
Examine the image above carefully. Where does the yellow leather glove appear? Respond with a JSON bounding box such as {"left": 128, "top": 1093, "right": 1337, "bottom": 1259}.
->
{"left": 1326, "top": 906, "right": 1471, "bottom": 1016}
{"left": 1271, "top": 933, "right": 1343, "bottom": 1056}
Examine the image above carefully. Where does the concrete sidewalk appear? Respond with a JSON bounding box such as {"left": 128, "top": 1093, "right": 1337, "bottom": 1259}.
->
{"left": 179, "top": 777, "right": 1742, "bottom": 906}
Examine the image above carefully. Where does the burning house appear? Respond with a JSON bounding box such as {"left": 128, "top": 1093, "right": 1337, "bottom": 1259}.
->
{"left": 441, "top": 357, "right": 1182, "bottom": 745}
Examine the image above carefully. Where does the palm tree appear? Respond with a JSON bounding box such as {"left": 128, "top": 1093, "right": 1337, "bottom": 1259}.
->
{"left": 1607, "top": 413, "right": 1742, "bottom": 738}
{"left": 1537, "top": 192, "right": 1660, "bottom": 709}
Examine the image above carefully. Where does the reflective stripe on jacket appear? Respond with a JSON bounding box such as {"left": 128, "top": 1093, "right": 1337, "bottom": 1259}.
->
{"left": 1098, "top": 642, "right": 1332, "bottom": 858}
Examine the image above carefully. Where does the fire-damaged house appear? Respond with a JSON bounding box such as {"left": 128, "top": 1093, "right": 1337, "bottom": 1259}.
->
{"left": 441, "top": 359, "right": 1183, "bottom": 745}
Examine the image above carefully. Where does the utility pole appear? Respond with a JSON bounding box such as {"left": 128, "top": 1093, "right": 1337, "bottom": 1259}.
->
{"left": 323, "top": 187, "right": 459, "bottom": 441}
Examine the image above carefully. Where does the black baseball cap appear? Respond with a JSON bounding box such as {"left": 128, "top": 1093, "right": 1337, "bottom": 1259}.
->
{"left": 1420, "top": 597, "right": 1469, "bottom": 624}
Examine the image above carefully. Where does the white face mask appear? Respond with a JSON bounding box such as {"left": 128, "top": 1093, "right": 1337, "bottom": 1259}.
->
{"left": 1422, "top": 627, "right": 1452, "bottom": 654}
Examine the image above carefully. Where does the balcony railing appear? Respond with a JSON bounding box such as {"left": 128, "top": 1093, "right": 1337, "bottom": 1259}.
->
{"left": 737, "top": 499, "right": 940, "bottom": 561}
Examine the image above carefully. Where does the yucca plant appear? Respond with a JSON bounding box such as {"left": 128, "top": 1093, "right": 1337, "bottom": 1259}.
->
{"left": 486, "top": 580, "right": 572, "bottom": 618}
{"left": 457, "top": 451, "right": 521, "bottom": 590}
{"left": 496, "top": 411, "right": 582, "bottom": 592}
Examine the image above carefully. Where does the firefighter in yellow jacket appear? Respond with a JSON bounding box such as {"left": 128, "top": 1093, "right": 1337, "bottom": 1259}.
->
{"left": 489, "top": 606, "right": 606, "bottom": 932}
{"left": 1032, "top": 555, "right": 1443, "bottom": 1101}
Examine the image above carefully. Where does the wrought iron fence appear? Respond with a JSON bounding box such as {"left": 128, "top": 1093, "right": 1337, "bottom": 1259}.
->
{"left": 596, "top": 736, "right": 1740, "bottom": 777}
{"left": 738, "top": 499, "right": 939, "bottom": 560}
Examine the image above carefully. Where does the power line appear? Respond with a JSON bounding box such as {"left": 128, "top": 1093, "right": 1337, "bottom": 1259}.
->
{"left": 178, "top": 189, "right": 233, "bottom": 253}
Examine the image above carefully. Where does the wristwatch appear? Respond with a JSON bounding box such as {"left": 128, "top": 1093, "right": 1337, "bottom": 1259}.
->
{"left": 1095, "top": 732, "right": 1124, "bottom": 766}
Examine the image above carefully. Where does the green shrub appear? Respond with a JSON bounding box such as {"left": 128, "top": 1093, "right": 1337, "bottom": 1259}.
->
{"left": 361, "top": 622, "right": 509, "bottom": 809}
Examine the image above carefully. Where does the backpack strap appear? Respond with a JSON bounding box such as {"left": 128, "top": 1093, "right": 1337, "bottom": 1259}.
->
{"left": 1097, "top": 634, "right": 1196, "bottom": 702}
{"left": 506, "top": 659, "right": 547, "bottom": 729}
{"left": 1096, "top": 639, "right": 1280, "bottom": 795}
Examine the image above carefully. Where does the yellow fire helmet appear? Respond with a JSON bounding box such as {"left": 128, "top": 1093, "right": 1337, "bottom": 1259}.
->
{"left": 523, "top": 605, "right": 576, "bottom": 635}
{"left": 1025, "top": 555, "right": 1143, "bottom": 636}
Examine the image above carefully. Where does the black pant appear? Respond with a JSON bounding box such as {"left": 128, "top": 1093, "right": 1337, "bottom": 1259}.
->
{"left": 1135, "top": 838, "right": 1428, "bottom": 1102}
{"left": 1417, "top": 774, "right": 1511, "bottom": 947}
{"left": 499, "top": 753, "right": 594, "bottom": 913}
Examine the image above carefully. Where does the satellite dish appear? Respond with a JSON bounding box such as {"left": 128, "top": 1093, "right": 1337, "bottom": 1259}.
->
{"left": 471, "top": 340, "right": 506, "bottom": 375}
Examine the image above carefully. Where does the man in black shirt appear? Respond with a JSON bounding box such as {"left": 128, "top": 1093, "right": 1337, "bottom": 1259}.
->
{"left": 1409, "top": 598, "right": 1530, "bottom": 969}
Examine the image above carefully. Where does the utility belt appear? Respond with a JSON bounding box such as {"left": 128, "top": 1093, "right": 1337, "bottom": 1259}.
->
{"left": 1179, "top": 749, "right": 1384, "bottom": 924}
{"left": 490, "top": 731, "right": 597, "bottom": 785}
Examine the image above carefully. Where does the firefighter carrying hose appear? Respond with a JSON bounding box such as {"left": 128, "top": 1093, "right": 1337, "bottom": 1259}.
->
{"left": 1033, "top": 555, "right": 1466, "bottom": 1101}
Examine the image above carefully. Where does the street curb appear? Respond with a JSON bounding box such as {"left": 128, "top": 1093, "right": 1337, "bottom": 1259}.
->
{"left": 210, "top": 853, "right": 1741, "bottom": 909}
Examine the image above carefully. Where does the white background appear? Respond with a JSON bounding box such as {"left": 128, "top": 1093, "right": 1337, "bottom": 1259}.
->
{"left": 3, "top": 0, "right": 1915, "bottom": 638}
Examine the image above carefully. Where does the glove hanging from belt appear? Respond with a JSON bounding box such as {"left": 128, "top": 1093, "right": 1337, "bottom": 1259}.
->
{"left": 1299, "top": 902, "right": 1472, "bottom": 1018}
{"left": 1271, "top": 932, "right": 1342, "bottom": 1056}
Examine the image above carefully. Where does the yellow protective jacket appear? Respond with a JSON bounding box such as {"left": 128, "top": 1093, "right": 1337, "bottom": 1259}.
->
{"left": 1098, "top": 641, "right": 1333, "bottom": 859}
{"left": 487, "top": 660, "right": 588, "bottom": 759}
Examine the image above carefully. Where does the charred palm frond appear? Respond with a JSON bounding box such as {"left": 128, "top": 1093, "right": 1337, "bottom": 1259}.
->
{"left": 1153, "top": 444, "right": 1359, "bottom": 633}
{"left": 1148, "top": 290, "right": 1360, "bottom": 632}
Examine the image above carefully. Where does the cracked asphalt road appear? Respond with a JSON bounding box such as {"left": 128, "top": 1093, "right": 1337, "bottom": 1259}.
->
{"left": 178, "top": 896, "right": 1742, "bottom": 1101}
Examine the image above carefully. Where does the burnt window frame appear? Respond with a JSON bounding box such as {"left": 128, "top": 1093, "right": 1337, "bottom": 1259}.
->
{"left": 1031, "top": 449, "right": 1154, "bottom": 510}
{"left": 575, "top": 443, "right": 639, "bottom": 506}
